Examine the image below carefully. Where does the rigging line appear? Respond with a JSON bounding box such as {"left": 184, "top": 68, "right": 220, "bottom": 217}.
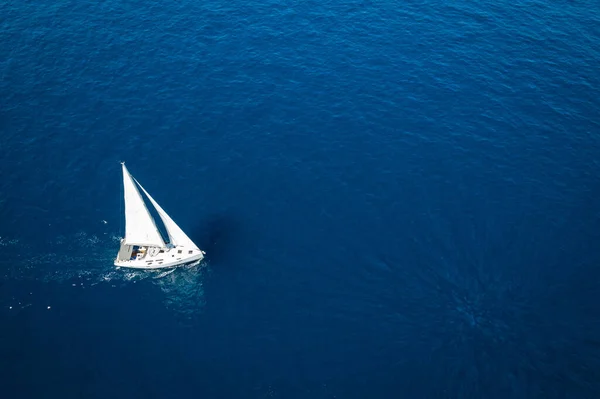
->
{"left": 119, "top": 161, "right": 124, "bottom": 238}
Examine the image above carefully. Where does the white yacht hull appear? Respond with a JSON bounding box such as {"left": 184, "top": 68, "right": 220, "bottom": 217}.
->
{"left": 114, "top": 240, "right": 205, "bottom": 270}
{"left": 114, "top": 253, "right": 203, "bottom": 269}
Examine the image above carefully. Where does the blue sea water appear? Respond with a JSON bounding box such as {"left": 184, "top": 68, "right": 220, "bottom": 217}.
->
{"left": 1, "top": 0, "right": 600, "bottom": 397}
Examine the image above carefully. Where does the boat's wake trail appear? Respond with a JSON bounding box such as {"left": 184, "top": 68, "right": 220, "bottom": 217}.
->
{"left": 0, "top": 231, "right": 209, "bottom": 318}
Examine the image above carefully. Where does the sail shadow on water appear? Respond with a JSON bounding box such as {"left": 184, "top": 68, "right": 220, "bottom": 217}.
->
{"left": 189, "top": 213, "right": 243, "bottom": 265}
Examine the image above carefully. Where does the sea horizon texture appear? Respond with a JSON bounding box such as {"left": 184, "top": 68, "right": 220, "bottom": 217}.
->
{"left": 1, "top": 0, "right": 600, "bottom": 397}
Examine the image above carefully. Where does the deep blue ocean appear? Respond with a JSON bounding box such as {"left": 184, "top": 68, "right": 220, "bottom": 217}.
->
{"left": 1, "top": 0, "right": 600, "bottom": 397}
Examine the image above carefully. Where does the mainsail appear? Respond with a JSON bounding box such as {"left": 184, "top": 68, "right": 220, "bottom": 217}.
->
{"left": 121, "top": 163, "right": 165, "bottom": 247}
{"left": 135, "top": 179, "right": 199, "bottom": 249}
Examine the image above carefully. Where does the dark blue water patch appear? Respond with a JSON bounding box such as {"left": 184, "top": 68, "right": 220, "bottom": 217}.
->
{"left": 0, "top": 279, "right": 197, "bottom": 398}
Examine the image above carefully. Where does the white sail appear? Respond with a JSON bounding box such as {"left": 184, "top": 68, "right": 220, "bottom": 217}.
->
{"left": 121, "top": 163, "right": 165, "bottom": 247}
{"left": 135, "top": 179, "right": 199, "bottom": 249}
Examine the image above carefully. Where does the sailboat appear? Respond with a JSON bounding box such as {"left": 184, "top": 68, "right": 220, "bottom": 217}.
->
{"left": 114, "top": 162, "right": 205, "bottom": 269}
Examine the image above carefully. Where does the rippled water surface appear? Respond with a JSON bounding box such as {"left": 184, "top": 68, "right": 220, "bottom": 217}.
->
{"left": 1, "top": 0, "right": 600, "bottom": 397}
